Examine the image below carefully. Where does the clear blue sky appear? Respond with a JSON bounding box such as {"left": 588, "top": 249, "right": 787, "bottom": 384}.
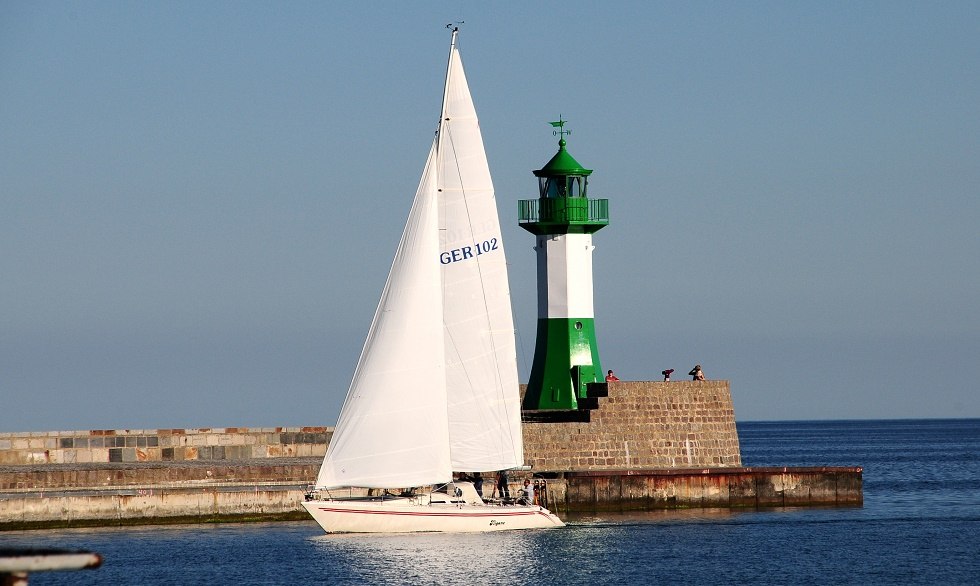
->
{"left": 2, "top": 1, "right": 978, "bottom": 432}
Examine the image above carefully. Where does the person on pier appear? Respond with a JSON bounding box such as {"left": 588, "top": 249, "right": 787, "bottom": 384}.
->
{"left": 689, "top": 364, "right": 705, "bottom": 381}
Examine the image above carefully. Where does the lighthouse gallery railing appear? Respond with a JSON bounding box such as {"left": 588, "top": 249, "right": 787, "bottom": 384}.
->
{"left": 517, "top": 198, "right": 609, "bottom": 225}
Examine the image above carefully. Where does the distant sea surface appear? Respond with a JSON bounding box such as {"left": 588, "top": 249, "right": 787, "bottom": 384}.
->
{"left": 3, "top": 419, "right": 978, "bottom": 585}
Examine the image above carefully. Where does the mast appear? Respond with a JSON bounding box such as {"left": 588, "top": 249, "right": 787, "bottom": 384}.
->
{"left": 436, "top": 26, "right": 458, "bottom": 156}
{"left": 518, "top": 118, "right": 610, "bottom": 410}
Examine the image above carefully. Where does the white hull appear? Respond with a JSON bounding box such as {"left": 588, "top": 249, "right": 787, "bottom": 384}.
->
{"left": 302, "top": 497, "right": 564, "bottom": 533}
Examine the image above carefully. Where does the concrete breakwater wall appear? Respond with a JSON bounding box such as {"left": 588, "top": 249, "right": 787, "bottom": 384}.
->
{"left": 548, "top": 467, "right": 863, "bottom": 513}
{"left": 1, "top": 486, "right": 311, "bottom": 530}
{"left": 0, "top": 459, "right": 322, "bottom": 530}
{"left": 0, "top": 462, "right": 862, "bottom": 529}
{"left": 1, "top": 380, "right": 862, "bottom": 529}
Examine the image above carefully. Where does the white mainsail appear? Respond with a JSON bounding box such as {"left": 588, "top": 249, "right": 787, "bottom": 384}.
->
{"left": 314, "top": 31, "right": 522, "bottom": 490}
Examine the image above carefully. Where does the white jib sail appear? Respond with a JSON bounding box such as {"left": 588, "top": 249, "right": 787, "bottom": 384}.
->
{"left": 315, "top": 144, "right": 451, "bottom": 490}
{"left": 314, "top": 31, "right": 522, "bottom": 490}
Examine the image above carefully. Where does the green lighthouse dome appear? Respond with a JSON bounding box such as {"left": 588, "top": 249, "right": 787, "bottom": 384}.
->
{"left": 534, "top": 137, "right": 593, "bottom": 179}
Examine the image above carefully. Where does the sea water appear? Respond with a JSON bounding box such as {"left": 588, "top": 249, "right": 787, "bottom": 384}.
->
{"left": 2, "top": 419, "right": 978, "bottom": 585}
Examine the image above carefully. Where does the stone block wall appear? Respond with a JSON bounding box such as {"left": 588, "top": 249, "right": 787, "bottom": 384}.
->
{"left": 0, "top": 462, "right": 320, "bottom": 491}
{"left": 1, "top": 382, "right": 737, "bottom": 471}
{"left": 0, "top": 427, "right": 330, "bottom": 465}
{"left": 523, "top": 380, "right": 741, "bottom": 471}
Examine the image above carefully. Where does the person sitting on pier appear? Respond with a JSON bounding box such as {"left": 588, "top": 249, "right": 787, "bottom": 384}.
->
{"left": 605, "top": 369, "right": 620, "bottom": 382}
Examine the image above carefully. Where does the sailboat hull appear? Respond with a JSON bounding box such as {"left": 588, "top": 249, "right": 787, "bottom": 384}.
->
{"left": 301, "top": 498, "right": 564, "bottom": 533}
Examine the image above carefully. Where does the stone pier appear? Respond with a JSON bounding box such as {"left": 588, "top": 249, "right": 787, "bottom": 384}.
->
{"left": 524, "top": 380, "right": 742, "bottom": 470}
{"left": 0, "top": 380, "right": 862, "bottom": 530}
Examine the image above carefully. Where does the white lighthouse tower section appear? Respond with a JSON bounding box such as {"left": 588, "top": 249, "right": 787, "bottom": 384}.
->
{"left": 536, "top": 232, "right": 596, "bottom": 319}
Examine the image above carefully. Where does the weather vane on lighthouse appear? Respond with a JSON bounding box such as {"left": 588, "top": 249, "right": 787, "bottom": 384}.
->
{"left": 550, "top": 116, "right": 571, "bottom": 139}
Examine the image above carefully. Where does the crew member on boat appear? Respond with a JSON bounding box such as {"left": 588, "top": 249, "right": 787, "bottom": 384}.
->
{"left": 521, "top": 479, "right": 535, "bottom": 505}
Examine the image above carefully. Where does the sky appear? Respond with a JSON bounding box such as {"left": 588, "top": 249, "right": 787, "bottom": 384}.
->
{"left": 2, "top": 1, "right": 978, "bottom": 433}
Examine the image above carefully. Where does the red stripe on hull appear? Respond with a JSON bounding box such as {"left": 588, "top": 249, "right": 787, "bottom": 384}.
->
{"left": 313, "top": 507, "right": 542, "bottom": 518}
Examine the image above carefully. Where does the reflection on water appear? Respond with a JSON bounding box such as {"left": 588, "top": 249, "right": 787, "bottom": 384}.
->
{"left": 310, "top": 530, "right": 543, "bottom": 584}
{"left": 563, "top": 507, "right": 744, "bottom": 525}
{"left": 304, "top": 513, "right": 755, "bottom": 585}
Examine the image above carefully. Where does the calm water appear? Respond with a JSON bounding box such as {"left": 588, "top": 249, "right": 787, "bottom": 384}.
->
{"left": 2, "top": 419, "right": 978, "bottom": 585}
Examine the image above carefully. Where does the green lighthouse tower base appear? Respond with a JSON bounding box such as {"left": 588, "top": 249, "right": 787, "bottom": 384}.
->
{"left": 519, "top": 119, "right": 609, "bottom": 410}
{"left": 525, "top": 317, "right": 602, "bottom": 409}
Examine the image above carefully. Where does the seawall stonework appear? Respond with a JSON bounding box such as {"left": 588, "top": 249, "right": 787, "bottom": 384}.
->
{"left": 523, "top": 380, "right": 741, "bottom": 470}
{"left": 0, "top": 427, "right": 330, "bottom": 466}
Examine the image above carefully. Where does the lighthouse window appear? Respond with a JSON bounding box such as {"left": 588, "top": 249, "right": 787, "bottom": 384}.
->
{"left": 539, "top": 176, "right": 587, "bottom": 198}
{"left": 552, "top": 178, "right": 565, "bottom": 198}
{"left": 574, "top": 321, "right": 583, "bottom": 330}
{"left": 540, "top": 177, "right": 565, "bottom": 198}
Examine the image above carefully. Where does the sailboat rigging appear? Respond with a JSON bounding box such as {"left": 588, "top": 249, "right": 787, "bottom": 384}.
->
{"left": 301, "top": 28, "right": 564, "bottom": 533}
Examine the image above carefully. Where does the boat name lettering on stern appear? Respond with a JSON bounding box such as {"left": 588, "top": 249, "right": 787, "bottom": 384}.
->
{"left": 439, "top": 237, "right": 499, "bottom": 264}
{"left": 489, "top": 520, "right": 505, "bottom": 527}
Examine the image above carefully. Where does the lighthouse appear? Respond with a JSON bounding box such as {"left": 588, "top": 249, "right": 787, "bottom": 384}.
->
{"left": 519, "top": 119, "right": 609, "bottom": 410}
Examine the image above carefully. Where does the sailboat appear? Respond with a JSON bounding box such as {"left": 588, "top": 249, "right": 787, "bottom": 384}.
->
{"left": 301, "top": 29, "right": 564, "bottom": 533}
